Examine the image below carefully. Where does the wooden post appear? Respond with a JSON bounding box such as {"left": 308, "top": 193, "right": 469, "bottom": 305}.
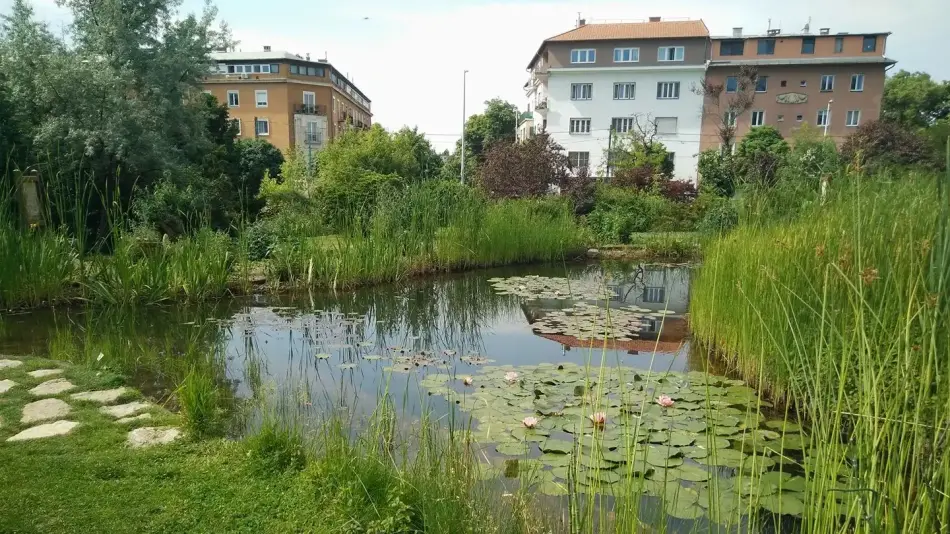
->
{"left": 16, "top": 169, "right": 44, "bottom": 228}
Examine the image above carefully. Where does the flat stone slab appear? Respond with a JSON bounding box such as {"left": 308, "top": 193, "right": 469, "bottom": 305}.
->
{"left": 101, "top": 401, "right": 152, "bottom": 419}
{"left": 22, "top": 398, "right": 72, "bottom": 424}
{"left": 127, "top": 427, "right": 182, "bottom": 448}
{"left": 0, "top": 379, "right": 16, "bottom": 395}
{"left": 116, "top": 413, "right": 153, "bottom": 425}
{"left": 7, "top": 420, "right": 80, "bottom": 442}
{"left": 0, "top": 359, "right": 23, "bottom": 371}
{"left": 71, "top": 387, "right": 129, "bottom": 404}
{"left": 29, "top": 379, "right": 77, "bottom": 397}
{"left": 28, "top": 369, "right": 63, "bottom": 379}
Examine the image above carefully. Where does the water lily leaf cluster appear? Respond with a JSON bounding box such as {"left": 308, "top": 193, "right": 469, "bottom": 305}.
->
{"left": 488, "top": 276, "right": 616, "bottom": 301}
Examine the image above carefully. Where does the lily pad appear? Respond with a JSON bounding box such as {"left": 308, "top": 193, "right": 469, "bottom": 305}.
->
{"left": 759, "top": 492, "right": 805, "bottom": 516}
{"left": 539, "top": 439, "right": 573, "bottom": 454}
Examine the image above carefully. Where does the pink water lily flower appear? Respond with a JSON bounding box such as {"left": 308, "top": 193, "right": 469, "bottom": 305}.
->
{"left": 462, "top": 376, "right": 473, "bottom": 386}
{"left": 504, "top": 371, "right": 519, "bottom": 383}
{"left": 589, "top": 411, "right": 607, "bottom": 427}
{"left": 522, "top": 416, "right": 539, "bottom": 429}
{"left": 657, "top": 395, "right": 675, "bottom": 407}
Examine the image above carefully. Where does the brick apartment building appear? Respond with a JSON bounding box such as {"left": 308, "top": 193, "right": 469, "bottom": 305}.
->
{"left": 202, "top": 48, "right": 372, "bottom": 154}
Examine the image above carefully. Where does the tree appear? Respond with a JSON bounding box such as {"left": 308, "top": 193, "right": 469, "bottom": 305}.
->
{"left": 735, "top": 126, "right": 789, "bottom": 187}
{"left": 840, "top": 120, "right": 934, "bottom": 172}
{"left": 695, "top": 66, "right": 759, "bottom": 153}
{"left": 463, "top": 98, "right": 518, "bottom": 162}
{"left": 478, "top": 134, "right": 570, "bottom": 199}
{"left": 607, "top": 114, "right": 673, "bottom": 189}
{"left": 882, "top": 70, "right": 950, "bottom": 129}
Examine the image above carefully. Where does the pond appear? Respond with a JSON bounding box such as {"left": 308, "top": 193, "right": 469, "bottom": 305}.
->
{"left": 0, "top": 262, "right": 810, "bottom": 531}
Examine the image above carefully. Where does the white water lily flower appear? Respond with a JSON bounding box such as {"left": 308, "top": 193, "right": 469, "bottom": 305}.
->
{"left": 462, "top": 376, "right": 473, "bottom": 386}
{"left": 504, "top": 371, "right": 519, "bottom": 383}
{"left": 522, "top": 416, "right": 539, "bottom": 429}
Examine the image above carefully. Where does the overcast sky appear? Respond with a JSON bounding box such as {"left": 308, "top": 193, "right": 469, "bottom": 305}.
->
{"left": 4, "top": 0, "right": 947, "bottom": 151}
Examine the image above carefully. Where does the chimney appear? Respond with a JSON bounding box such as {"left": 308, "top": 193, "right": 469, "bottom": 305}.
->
{"left": 577, "top": 18, "right": 586, "bottom": 27}
{"left": 732, "top": 27, "right": 743, "bottom": 38}
{"left": 819, "top": 27, "right": 830, "bottom": 35}
{"left": 263, "top": 45, "right": 271, "bottom": 52}
{"left": 306, "top": 53, "right": 311, "bottom": 61}
{"left": 649, "top": 16, "right": 661, "bottom": 22}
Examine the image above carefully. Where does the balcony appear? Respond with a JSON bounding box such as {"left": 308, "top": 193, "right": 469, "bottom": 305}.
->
{"left": 294, "top": 103, "right": 326, "bottom": 115}
{"left": 535, "top": 98, "right": 548, "bottom": 115}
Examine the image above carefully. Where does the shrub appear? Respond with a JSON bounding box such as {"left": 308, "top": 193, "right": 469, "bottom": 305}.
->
{"left": 840, "top": 120, "right": 935, "bottom": 172}
{"left": 785, "top": 125, "right": 839, "bottom": 185}
{"left": 736, "top": 126, "right": 789, "bottom": 187}
{"left": 695, "top": 194, "right": 739, "bottom": 234}
{"left": 245, "top": 419, "right": 306, "bottom": 474}
{"left": 587, "top": 186, "right": 693, "bottom": 244}
{"left": 697, "top": 150, "right": 738, "bottom": 197}
{"left": 477, "top": 134, "right": 570, "bottom": 199}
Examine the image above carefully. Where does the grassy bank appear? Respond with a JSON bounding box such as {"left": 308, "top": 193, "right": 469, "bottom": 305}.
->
{"left": 690, "top": 171, "right": 950, "bottom": 531}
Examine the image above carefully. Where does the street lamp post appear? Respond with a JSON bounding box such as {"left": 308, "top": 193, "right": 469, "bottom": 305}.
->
{"left": 460, "top": 70, "right": 469, "bottom": 184}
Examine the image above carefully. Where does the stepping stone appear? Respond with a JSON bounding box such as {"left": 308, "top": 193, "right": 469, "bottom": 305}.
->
{"left": 127, "top": 427, "right": 182, "bottom": 448}
{"left": 116, "top": 413, "right": 153, "bottom": 425}
{"left": 71, "top": 387, "right": 129, "bottom": 404}
{"left": 21, "top": 398, "right": 72, "bottom": 424}
{"left": 28, "top": 369, "right": 63, "bottom": 379}
{"left": 0, "top": 379, "right": 16, "bottom": 395}
{"left": 0, "top": 359, "right": 23, "bottom": 371}
{"left": 29, "top": 379, "right": 77, "bottom": 397}
{"left": 7, "top": 420, "right": 80, "bottom": 442}
{"left": 101, "top": 401, "right": 151, "bottom": 419}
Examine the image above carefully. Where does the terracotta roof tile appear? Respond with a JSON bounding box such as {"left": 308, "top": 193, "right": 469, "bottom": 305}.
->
{"left": 546, "top": 20, "right": 709, "bottom": 42}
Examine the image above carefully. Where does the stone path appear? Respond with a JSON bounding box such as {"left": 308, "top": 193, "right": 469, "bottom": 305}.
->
{"left": 7, "top": 420, "right": 80, "bottom": 442}
{"left": 0, "top": 359, "right": 24, "bottom": 370}
{"left": 101, "top": 401, "right": 153, "bottom": 419}
{"left": 128, "top": 427, "right": 182, "bottom": 448}
{"left": 29, "top": 379, "right": 77, "bottom": 396}
{"left": 21, "top": 398, "right": 71, "bottom": 424}
{"left": 70, "top": 387, "right": 129, "bottom": 404}
{"left": 0, "top": 379, "right": 16, "bottom": 395}
{"left": 27, "top": 369, "right": 63, "bottom": 379}
{"left": 116, "top": 413, "right": 152, "bottom": 425}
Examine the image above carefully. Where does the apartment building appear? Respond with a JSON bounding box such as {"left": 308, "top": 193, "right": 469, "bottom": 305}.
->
{"left": 700, "top": 27, "right": 895, "bottom": 151}
{"left": 525, "top": 18, "right": 710, "bottom": 182}
{"left": 202, "top": 49, "right": 372, "bottom": 153}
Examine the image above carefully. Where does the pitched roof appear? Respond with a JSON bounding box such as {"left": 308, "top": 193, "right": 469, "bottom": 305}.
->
{"left": 546, "top": 20, "right": 709, "bottom": 42}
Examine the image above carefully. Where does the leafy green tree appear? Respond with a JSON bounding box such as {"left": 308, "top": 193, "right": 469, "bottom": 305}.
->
{"left": 697, "top": 150, "right": 737, "bottom": 197}
{"left": 882, "top": 70, "right": 950, "bottom": 128}
{"left": 463, "top": 98, "right": 518, "bottom": 162}
{"left": 735, "top": 126, "right": 789, "bottom": 187}
{"left": 236, "top": 138, "right": 284, "bottom": 198}
{"left": 607, "top": 114, "right": 673, "bottom": 188}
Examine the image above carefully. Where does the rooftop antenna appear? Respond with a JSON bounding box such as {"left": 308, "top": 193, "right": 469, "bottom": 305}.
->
{"left": 767, "top": 18, "right": 772, "bottom": 32}
{"left": 802, "top": 16, "right": 811, "bottom": 34}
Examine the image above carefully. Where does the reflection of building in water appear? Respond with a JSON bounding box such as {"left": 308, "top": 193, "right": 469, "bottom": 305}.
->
{"left": 606, "top": 265, "right": 691, "bottom": 314}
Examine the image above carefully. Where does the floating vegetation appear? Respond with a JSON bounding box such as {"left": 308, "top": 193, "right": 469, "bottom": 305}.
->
{"left": 530, "top": 303, "right": 667, "bottom": 341}
{"left": 488, "top": 275, "right": 616, "bottom": 301}
{"left": 420, "top": 362, "right": 820, "bottom": 522}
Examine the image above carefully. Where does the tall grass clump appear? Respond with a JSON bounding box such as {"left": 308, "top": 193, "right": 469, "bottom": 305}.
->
{"left": 175, "top": 363, "right": 228, "bottom": 439}
{"left": 691, "top": 168, "right": 949, "bottom": 532}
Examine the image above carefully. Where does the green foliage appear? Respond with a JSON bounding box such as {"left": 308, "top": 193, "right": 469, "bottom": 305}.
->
{"left": 735, "top": 126, "right": 789, "bottom": 187}
{"left": 783, "top": 125, "right": 839, "bottom": 185}
{"left": 245, "top": 419, "right": 306, "bottom": 474}
{"left": 608, "top": 120, "right": 673, "bottom": 188}
{"left": 697, "top": 150, "right": 738, "bottom": 197}
{"left": 840, "top": 120, "right": 934, "bottom": 173}
{"left": 463, "top": 98, "right": 519, "bottom": 162}
{"left": 236, "top": 138, "right": 284, "bottom": 213}
{"left": 586, "top": 185, "right": 695, "bottom": 244}
{"left": 176, "top": 364, "right": 225, "bottom": 439}
{"left": 694, "top": 194, "right": 739, "bottom": 234}
{"left": 882, "top": 70, "right": 950, "bottom": 128}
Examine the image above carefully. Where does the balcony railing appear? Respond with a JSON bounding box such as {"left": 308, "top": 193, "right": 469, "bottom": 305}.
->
{"left": 294, "top": 104, "right": 327, "bottom": 115}
{"left": 535, "top": 99, "right": 548, "bottom": 111}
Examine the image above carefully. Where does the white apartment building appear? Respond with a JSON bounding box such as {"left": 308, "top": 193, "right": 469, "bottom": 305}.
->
{"left": 525, "top": 18, "right": 709, "bottom": 182}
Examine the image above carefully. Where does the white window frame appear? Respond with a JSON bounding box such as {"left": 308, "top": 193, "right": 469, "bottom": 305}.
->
{"left": 227, "top": 90, "right": 239, "bottom": 107}
{"left": 255, "top": 90, "right": 268, "bottom": 108}
{"left": 230, "top": 118, "right": 241, "bottom": 135}
{"left": 569, "top": 118, "right": 591, "bottom": 135}
{"left": 816, "top": 109, "right": 828, "bottom": 127}
{"left": 756, "top": 76, "right": 768, "bottom": 93}
{"left": 255, "top": 118, "right": 270, "bottom": 136}
{"left": 657, "top": 46, "right": 685, "bottom": 62}
{"left": 656, "top": 81, "right": 680, "bottom": 100}
{"left": 613, "top": 82, "right": 636, "bottom": 100}
{"left": 303, "top": 91, "right": 316, "bottom": 108}
{"left": 611, "top": 117, "right": 635, "bottom": 133}
{"left": 751, "top": 110, "right": 765, "bottom": 127}
{"left": 306, "top": 121, "right": 322, "bottom": 144}
{"left": 655, "top": 117, "right": 678, "bottom": 135}
{"left": 820, "top": 75, "right": 835, "bottom": 92}
{"left": 568, "top": 151, "right": 590, "bottom": 170}
{"left": 724, "top": 111, "right": 738, "bottom": 127}
{"left": 613, "top": 47, "right": 639, "bottom": 63}
{"left": 846, "top": 110, "right": 861, "bottom": 127}
{"left": 570, "top": 49, "right": 596, "bottom": 64}
{"left": 851, "top": 74, "right": 865, "bottom": 92}
{"left": 570, "top": 83, "right": 593, "bottom": 101}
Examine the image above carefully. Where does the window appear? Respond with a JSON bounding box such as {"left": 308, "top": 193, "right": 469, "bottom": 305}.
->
{"left": 862, "top": 36, "right": 877, "bottom": 52}
{"left": 613, "top": 47, "right": 639, "bottom": 62}
{"left": 780, "top": 80, "right": 787, "bottom": 88}
{"left": 569, "top": 118, "right": 591, "bottom": 134}
{"left": 751, "top": 110, "right": 765, "bottom": 127}
{"left": 756, "top": 76, "right": 768, "bottom": 93}
{"left": 643, "top": 287, "right": 666, "bottom": 304}
{"left": 720, "top": 40, "right": 745, "bottom": 56}
{"left": 851, "top": 74, "right": 865, "bottom": 92}
{"left": 568, "top": 151, "right": 590, "bottom": 170}
{"left": 655, "top": 117, "right": 678, "bottom": 135}
{"left": 270, "top": 64, "right": 279, "bottom": 73}
{"left": 802, "top": 37, "right": 816, "bottom": 54}
{"left": 230, "top": 118, "right": 241, "bottom": 135}
{"left": 816, "top": 109, "right": 828, "bottom": 126}
{"left": 834, "top": 37, "right": 844, "bottom": 53}
{"left": 255, "top": 90, "right": 268, "bottom": 108}
{"left": 290, "top": 65, "right": 299, "bottom": 74}
{"left": 725, "top": 76, "right": 738, "bottom": 93}
{"left": 255, "top": 118, "right": 269, "bottom": 136}
{"left": 846, "top": 110, "right": 861, "bottom": 127}
{"left": 306, "top": 122, "right": 322, "bottom": 144}
{"left": 253, "top": 65, "right": 262, "bottom": 73}
{"left": 656, "top": 81, "right": 680, "bottom": 99}
{"left": 227, "top": 90, "right": 239, "bottom": 107}
{"left": 611, "top": 117, "right": 635, "bottom": 133}
{"left": 796, "top": 114, "right": 804, "bottom": 122}
{"left": 570, "top": 49, "right": 596, "bottom": 63}
{"left": 757, "top": 39, "right": 776, "bottom": 55}
{"left": 800, "top": 80, "right": 807, "bottom": 87}
{"left": 613, "top": 82, "right": 636, "bottom": 100}
{"left": 820, "top": 75, "right": 835, "bottom": 92}
{"left": 724, "top": 111, "right": 737, "bottom": 127}
{"left": 664, "top": 152, "right": 675, "bottom": 172}
{"left": 570, "top": 83, "right": 592, "bottom": 100}
{"left": 657, "top": 46, "right": 685, "bottom": 61}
